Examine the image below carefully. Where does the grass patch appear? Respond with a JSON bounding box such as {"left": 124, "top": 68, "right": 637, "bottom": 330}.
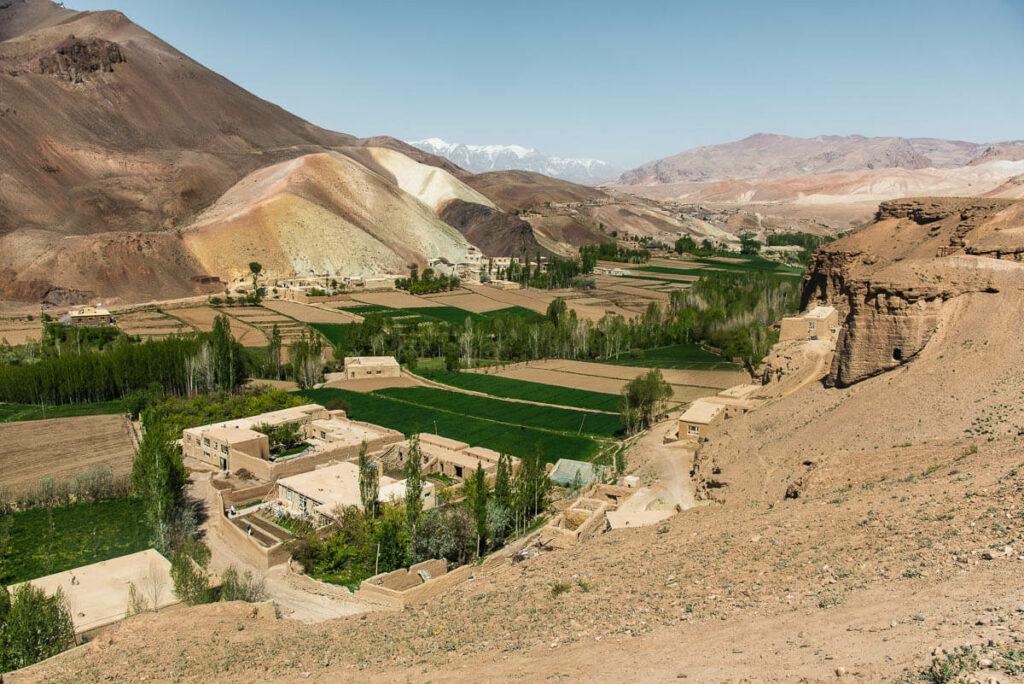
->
{"left": 297, "top": 387, "right": 600, "bottom": 462}
{"left": 419, "top": 369, "right": 621, "bottom": 412}
{"left": 375, "top": 386, "right": 623, "bottom": 438}
{"left": 0, "top": 497, "right": 151, "bottom": 583}
{"left": 0, "top": 399, "right": 129, "bottom": 423}
{"left": 603, "top": 343, "right": 741, "bottom": 370}
{"left": 310, "top": 322, "right": 359, "bottom": 348}
{"left": 337, "top": 304, "right": 392, "bottom": 314}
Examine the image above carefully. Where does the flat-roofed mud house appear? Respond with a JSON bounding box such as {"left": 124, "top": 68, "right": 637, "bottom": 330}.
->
{"left": 181, "top": 404, "right": 403, "bottom": 480}
{"left": 60, "top": 305, "right": 114, "bottom": 327}
{"left": 276, "top": 460, "right": 436, "bottom": 524}
{"left": 679, "top": 399, "right": 726, "bottom": 442}
{"left": 779, "top": 305, "right": 839, "bottom": 342}
{"left": 343, "top": 356, "right": 401, "bottom": 379}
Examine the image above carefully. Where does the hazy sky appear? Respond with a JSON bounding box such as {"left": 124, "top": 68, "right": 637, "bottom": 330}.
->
{"left": 68, "top": 0, "right": 1024, "bottom": 166}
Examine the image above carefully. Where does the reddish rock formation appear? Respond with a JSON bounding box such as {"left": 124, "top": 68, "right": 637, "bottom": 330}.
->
{"left": 802, "top": 198, "right": 1024, "bottom": 386}
{"left": 38, "top": 34, "right": 124, "bottom": 82}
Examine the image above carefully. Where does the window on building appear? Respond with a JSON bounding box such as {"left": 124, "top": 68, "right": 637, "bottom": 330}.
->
{"left": 808, "top": 321, "right": 817, "bottom": 330}
{"left": 687, "top": 424, "right": 700, "bottom": 436}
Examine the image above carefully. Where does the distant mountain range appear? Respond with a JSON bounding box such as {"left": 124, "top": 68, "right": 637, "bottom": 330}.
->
{"left": 617, "top": 133, "right": 1024, "bottom": 185}
{"left": 410, "top": 138, "right": 621, "bottom": 184}
{"left": 610, "top": 133, "right": 1024, "bottom": 227}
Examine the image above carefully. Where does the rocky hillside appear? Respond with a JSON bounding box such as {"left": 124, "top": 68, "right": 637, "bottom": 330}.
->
{"left": 800, "top": 197, "right": 1024, "bottom": 386}
{"left": 0, "top": 0, "right": 566, "bottom": 303}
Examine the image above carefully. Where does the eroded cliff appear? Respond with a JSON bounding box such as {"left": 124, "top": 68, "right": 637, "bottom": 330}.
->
{"left": 802, "top": 198, "right": 1024, "bottom": 386}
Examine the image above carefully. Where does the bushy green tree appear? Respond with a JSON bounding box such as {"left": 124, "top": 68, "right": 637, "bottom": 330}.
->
{"left": 219, "top": 566, "right": 268, "bottom": 603}
{"left": 0, "top": 584, "right": 75, "bottom": 672}
{"left": 412, "top": 506, "right": 474, "bottom": 565}
{"left": 373, "top": 504, "right": 409, "bottom": 572}
{"left": 170, "top": 542, "right": 212, "bottom": 606}
{"left": 620, "top": 369, "right": 672, "bottom": 434}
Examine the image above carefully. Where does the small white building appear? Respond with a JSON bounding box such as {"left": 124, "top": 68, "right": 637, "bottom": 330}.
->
{"left": 343, "top": 356, "right": 401, "bottom": 380}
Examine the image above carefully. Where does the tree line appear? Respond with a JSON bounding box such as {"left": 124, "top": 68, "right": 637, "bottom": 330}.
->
{"left": 328, "top": 271, "right": 798, "bottom": 370}
{"left": 0, "top": 314, "right": 249, "bottom": 406}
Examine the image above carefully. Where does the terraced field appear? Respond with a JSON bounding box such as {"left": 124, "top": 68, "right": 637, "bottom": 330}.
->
{"left": 603, "top": 343, "right": 742, "bottom": 370}
{"left": 420, "top": 369, "right": 622, "bottom": 412}
{"left": 298, "top": 387, "right": 602, "bottom": 462}
{"left": 115, "top": 310, "right": 192, "bottom": 339}
{"left": 375, "top": 386, "right": 622, "bottom": 437}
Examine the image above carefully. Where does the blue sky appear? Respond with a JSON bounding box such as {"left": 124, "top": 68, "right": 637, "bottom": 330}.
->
{"left": 68, "top": 0, "right": 1024, "bottom": 166}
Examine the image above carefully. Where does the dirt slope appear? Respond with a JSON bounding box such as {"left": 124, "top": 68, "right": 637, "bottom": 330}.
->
{"left": 16, "top": 198, "right": 1024, "bottom": 682}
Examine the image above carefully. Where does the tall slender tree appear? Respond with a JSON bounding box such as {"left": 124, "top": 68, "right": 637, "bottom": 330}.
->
{"left": 403, "top": 437, "right": 424, "bottom": 545}
{"left": 357, "top": 441, "right": 379, "bottom": 518}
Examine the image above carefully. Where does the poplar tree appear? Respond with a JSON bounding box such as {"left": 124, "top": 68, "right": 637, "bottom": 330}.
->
{"left": 403, "top": 437, "right": 424, "bottom": 544}
{"left": 357, "top": 441, "right": 378, "bottom": 518}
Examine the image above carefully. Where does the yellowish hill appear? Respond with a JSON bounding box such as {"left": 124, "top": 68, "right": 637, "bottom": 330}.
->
{"left": 182, "top": 151, "right": 479, "bottom": 283}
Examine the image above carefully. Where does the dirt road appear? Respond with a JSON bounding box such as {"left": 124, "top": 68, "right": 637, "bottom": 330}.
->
{"left": 190, "top": 474, "right": 382, "bottom": 623}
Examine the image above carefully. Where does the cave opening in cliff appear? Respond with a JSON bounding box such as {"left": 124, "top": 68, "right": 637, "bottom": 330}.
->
{"left": 892, "top": 348, "right": 903, "bottom": 361}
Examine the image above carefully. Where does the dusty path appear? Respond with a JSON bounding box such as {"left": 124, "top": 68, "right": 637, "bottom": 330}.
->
{"left": 190, "top": 474, "right": 379, "bottom": 623}
{"left": 609, "top": 414, "right": 699, "bottom": 527}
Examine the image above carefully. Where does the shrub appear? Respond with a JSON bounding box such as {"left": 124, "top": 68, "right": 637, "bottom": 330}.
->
{"left": 219, "top": 566, "right": 268, "bottom": 603}
{"left": 171, "top": 546, "right": 212, "bottom": 606}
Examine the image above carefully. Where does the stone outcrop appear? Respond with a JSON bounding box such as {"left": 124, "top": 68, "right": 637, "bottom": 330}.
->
{"left": 802, "top": 198, "right": 1024, "bottom": 387}
{"left": 38, "top": 34, "right": 124, "bottom": 83}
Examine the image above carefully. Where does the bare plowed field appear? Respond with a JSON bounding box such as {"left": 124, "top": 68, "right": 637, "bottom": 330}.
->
{"left": 463, "top": 284, "right": 554, "bottom": 314}
{"left": 0, "top": 415, "right": 136, "bottom": 492}
{"left": 0, "top": 324, "right": 41, "bottom": 345}
{"left": 419, "top": 292, "right": 508, "bottom": 313}
{"left": 166, "top": 306, "right": 265, "bottom": 346}
{"left": 116, "top": 310, "right": 192, "bottom": 338}
{"left": 542, "top": 359, "right": 748, "bottom": 389}
{"left": 471, "top": 360, "right": 747, "bottom": 401}
{"left": 350, "top": 291, "right": 441, "bottom": 309}
{"left": 261, "top": 300, "right": 362, "bottom": 324}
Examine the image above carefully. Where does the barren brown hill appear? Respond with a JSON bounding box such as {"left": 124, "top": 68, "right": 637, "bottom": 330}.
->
{"left": 438, "top": 199, "right": 549, "bottom": 257}
{"left": 0, "top": 0, "right": 555, "bottom": 303}
{"left": 16, "top": 199, "right": 1024, "bottom": 683}
{"left": 464, "top": 170, "right": 607, "bottom": 212}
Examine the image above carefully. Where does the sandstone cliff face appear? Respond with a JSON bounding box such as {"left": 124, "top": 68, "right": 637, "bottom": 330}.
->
{"left": 802, "top": 198, "right": 1023, "bottom": 387}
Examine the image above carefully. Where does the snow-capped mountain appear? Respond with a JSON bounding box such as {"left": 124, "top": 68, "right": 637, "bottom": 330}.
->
{"left": 410, "top": 137, "right": 621, "bottom": 184}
